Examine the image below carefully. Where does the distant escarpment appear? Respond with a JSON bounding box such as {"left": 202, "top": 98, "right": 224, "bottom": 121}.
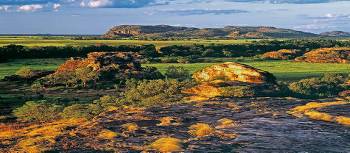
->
{"left": 104, "top": 25, "right": 318, "bottom": 39}
{"left": 320, "top": 31, "right": 350, "bottom": 37}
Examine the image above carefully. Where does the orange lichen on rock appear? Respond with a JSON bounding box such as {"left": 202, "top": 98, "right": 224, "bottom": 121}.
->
{"left": 188, "top": 123, "right": 215, "bottom": 137}
{"left": 295, "top": 47, "right": 350, "bottom": 63}
{"left": 192, "top": 62, "right": 276, "bottom": 84}
{"left": 150, "top": 137, "right": 183, "bottom": 152}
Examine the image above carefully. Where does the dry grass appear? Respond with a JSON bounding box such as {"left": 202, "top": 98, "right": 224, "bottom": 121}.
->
{"left": 335, "top": 116, "right": 350, "bottom": 126}
{"left": 304, "top": 111, "right": 334, "bottom": 122}
{"left": 188, "top": 123, "right": 215, "bottom": 137}
{"left": 121, "top": 123, "right": 139, "bottom": 133}
{"left": 0, "top": 118, "right": 85, "bottom": 152}
{"left": 216, "top": 118, "right": 238, "bottom": 129}
{"left": 150, "top": 137, "right": 183, "bottom": 152}
{"left": 289, "top": 101, "right": 350, "bottom": 126}
{"left": 157, "top": 117, "right": 180, "bottom": 126}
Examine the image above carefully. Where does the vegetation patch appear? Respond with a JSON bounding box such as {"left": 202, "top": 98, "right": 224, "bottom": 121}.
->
{"left": 289, "top": 101, "right": 350, "bottom": 126}
{"left": 150, "top": 137, "right": 183, "bottom": 152}
{"left": 188, "top": 123, "right": 215, "bottom": 137}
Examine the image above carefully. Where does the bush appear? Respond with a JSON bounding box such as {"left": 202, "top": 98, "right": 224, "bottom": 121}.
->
{"left": 164, "top": 66, "right": 191, "bottom": 81}
{"left": 15, "top": 67, "right": 34, "bottom": 78}
{"left": 289, "top": 73, "right": 348, "bottom": 98}
{"left": 61, "top": 104, "right": 95, "bottom": 119}
{"left": 117, "top": 79, "right": 191, "bottom": 107}
{"left": 13, "top": 101, "right": 63, "bottom": 122}
{"left": 221, "top": 86, "right": 256, "bottom": 97}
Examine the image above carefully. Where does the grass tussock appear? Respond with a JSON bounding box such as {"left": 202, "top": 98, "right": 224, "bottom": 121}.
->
{"left": 121, "top": 123, "right": 139, "bottom": 133}
{"left": 216, "top": 118, "right": 238, "bottom": 129}
{"left": 98, "top": 129, "right": 118, "bottom": 140}
{"left": 150, "top": 137, "right": 183, "bottom": 152}
{"left": 157, "top": 117, "right": 180, "bottom": 126}
{"left": 188, "top": 123, "right": 215, "bottom": 137}
{"left": 289, "top": 101, "right": 348, "bottom": 117}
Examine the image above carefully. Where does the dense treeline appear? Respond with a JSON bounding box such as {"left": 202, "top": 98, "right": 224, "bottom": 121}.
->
{"left": 1, "top": 39, "right": 350, "bottom": 61}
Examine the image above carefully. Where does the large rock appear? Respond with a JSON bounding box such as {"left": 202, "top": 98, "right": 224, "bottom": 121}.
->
{"left": 295, "top": 47, "right": 350, "bottom": 63}
{"left": 184, "top": 62, "right": 277, "bottom": 101}
{"left": 193, "top": 62, "right": 276, "bottom": 84}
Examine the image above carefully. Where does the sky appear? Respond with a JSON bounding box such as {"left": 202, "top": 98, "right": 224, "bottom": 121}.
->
{"left": 0, "top": 0, "right": 350, "bottom": 34}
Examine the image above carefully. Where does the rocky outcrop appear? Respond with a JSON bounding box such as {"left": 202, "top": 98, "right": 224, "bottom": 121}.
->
{"left": 320, "top": 31, "right": 350, "bottom": 37}
{"left": 103, "top": 25, "right": 318, "bottom": 39}
{"left": 183, "top": 62, "right": 277, "bottom": 101}
{"left": 192, "top": 62, "right": 276, "bottom": 84}
{"left": 262, "top": 49, "right": 300, "bottom": 60}
{"left": 45, "top": 52, "right": 163, "bottom": 86}
{"left": 295, "top": 48, "right": 350, "bottom": 63}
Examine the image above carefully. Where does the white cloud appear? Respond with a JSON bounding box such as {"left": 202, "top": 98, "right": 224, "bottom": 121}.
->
{"left": 0, "top": 5, "right": 10, "bottom": 11}
{"left": 81, "top": 0, "right": 112, "bottom": 8}
{"left": 17, "top": 4, "right": 43, "bottom": 12}
{"left": 53, "top": 3, "right": 61, "bottom": 11}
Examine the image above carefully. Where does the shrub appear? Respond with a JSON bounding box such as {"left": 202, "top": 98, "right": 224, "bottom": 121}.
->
{"left": 61, "top": 104, "right": 95, "bottom": 119}
{"left": 15, "top": 67, "right": 34, "bottom": 78}
{"left": 13, "top": 101, "right": 63, "bottom": 122}
{"left": 188, "top": 123, "right": 214, "bottom": 137}
{"left": 221, "top": 86, "right": 256, "bottom": 97}
{"left": 289, "top": 73, "right": 347, "bottom": 98}
{"left": 117, "top": 79, "right": 191, "bottom": 107}
{"left": 164, "top": 66, "right": 191, "bottom": 81}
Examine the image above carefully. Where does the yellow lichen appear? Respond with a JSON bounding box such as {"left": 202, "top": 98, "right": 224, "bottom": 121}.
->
{"left": 121, "top": 123, "right": 139, "bottom": 133}
{"left": 98, "top": 129, "right": 118, "bottom": 140}
{"left": 188, "top": 123, "right": 214, "bottom": 137}
{"left": 150, "top": 137, "right": 183, "bottom": 152}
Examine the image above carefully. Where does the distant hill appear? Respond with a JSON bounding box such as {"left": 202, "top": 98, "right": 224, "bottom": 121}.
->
{"left": 320, "top": 31, "right": 350, "bottom": 37}
{"left": 104, "top": 25, "right": 318, "bottom": 39}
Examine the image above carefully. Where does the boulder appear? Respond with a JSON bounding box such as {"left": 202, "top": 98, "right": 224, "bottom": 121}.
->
{"left": 193, "top": 62, "right": 276, "bottom": 84}
{"left": 184, "top": 62, "right": 277, "bottom": 101}
{"left": 295, "top": 47, "right": 350, "bottom": 63}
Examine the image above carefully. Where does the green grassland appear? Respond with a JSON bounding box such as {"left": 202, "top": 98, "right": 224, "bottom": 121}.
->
{"left": 0, "top": 36, "right": 253, "bottom": 47}
{"left": 1, "top": 58, "right": 349, "bottom": 81}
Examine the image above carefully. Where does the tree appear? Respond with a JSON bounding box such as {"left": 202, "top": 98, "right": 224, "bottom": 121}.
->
{"left": 75, "top": 67, "right": 99, "bottom": 88}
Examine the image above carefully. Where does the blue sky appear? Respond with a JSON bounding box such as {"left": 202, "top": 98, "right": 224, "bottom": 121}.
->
{"left": 0, "top": 0, "right": 350, "bottom": 34}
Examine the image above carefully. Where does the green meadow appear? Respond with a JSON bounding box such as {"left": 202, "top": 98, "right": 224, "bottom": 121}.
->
{"left": 1, "top": 58, "right": 349, "bottom": 81}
